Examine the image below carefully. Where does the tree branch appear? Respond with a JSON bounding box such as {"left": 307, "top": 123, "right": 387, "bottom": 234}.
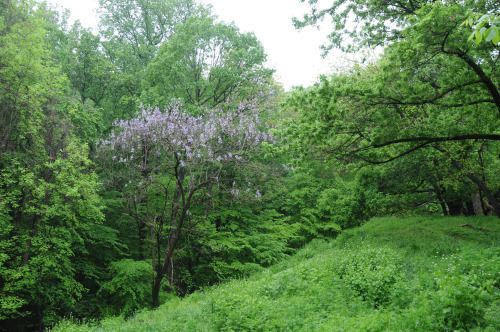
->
{"left": 371, "top": 134, "right": 500, "bottom": 149}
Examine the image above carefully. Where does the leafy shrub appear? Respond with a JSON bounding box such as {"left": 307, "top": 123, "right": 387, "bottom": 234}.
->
{"left": 334, "top": 245, "right": 403, "bottom": 306}
{"left": 431, "top": 271, "right": 493, "bottom": 330}
{"left": 98, "top": 259, "right": 152, "bottom": 317}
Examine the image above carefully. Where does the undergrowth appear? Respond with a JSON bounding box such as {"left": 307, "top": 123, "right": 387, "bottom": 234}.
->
{"left": 53, "top": 215, "right": 500, "bottom": 331}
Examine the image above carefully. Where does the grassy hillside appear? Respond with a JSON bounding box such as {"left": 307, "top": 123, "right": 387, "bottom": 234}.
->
{"left": 55, "top": 216, "right": 500, "bottom": 331}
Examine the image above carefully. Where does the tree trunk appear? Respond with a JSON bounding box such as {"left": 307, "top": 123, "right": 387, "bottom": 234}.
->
{"left": 451, "top": 159, "right": 500, "bottom": 218}
{"left": 152, "top": 273, "right": 162, "bottom": 308}
{"left": 471, "top": 192, "right": 484, "bottom": 215}
{"left": 152, "top": 249, "right": 176, "bottom": 308}
{"left": 137, "top": 217, "right": 146, "bottom": 260}
{"left": 432, "top": 183, "right": 448, "bottom": 215}
{"left": 465, "top": 172, "right": 500, "bottom": 218}
{"left": 446, "top": 200, "right": 462, "bottom": 216}
{"left": 167, "top": 256, "right": 174, "bottom": 288}
{"left": 151, "top": 165, "right": 187, "bottom": 308}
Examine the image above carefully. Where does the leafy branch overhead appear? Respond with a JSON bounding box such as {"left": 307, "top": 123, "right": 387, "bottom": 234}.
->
{"left": 284, "top": 0, "right": 500, "bottom": 218}
{"left": 463, "top": 13, "right": 500, "bottom": 45}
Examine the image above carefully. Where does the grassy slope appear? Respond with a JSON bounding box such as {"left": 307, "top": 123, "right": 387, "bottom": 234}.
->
{"left": 56, "top": 216, "right": 500, "bottom": 331}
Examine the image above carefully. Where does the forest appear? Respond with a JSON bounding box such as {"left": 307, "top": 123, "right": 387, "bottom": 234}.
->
{"left": 0, "top": 0, "right": 499, "bottom": 331}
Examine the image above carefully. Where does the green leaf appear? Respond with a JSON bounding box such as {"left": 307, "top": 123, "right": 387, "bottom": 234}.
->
{"left": 467, "top": 31, "right": 475, "bottom": 42}
{"left": 485, "top": 28, "right": 497, "bottom": 42}
{"left": 475, "top": 30, "right": 483, "bottom": 45}
{"left": 492, "top": 33, "right": 500, "bottom": 45}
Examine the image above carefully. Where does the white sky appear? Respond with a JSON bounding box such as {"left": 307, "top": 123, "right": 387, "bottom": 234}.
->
{"left": 45, "top": 0, "right": 339, "bottom": 90}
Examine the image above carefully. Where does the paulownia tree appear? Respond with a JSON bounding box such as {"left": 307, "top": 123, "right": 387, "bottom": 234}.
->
{"left": 98, "top": 99, "right": 273, "bottom": 307}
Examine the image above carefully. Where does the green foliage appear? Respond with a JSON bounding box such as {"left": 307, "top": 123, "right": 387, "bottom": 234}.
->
{"left": 53, "top": 216, "right": 500, "bottom": 331}
{"left": 97, "top": 0, "right": 204, "bottom": 68}
{"left": 143, "top": 15, "right": 273, "bottom": 111}
{"left": 334, "top": 245, "right": 403, "bottom": 307}
{"left": 5, "top": 0, "right": 500, "bottom": 329}
{"left": 98, "top": 259, "right": 152, "bottom": 316}
{"left": 317, "top": 171, "right": 384, "bottom": 229}
{"left": 0, "top": 2, "right": 117, "bottom": 329}
{"left": 276, "top": 158, "right": 388, "bottom": 245}
{"left": 463, "top": 13, "right": 500, "bottom": 45}
{"left": 0, "top": 143, "right": 106, "bottom": 328}
{"left": 280, "top": 171, "right": 338, "bottom": 244}
{"left": 283, "top": 0, "right": 500, "bottom": 217}
{"left": 207, "top": 206, "right": 291, "bottom": 276}
{"left": 432, "top": 272, "right": 491, "bottom": 329}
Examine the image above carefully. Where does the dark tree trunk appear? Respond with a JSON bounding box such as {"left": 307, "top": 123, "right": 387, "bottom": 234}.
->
{"left": 432, "top": 183, "right": 448, "bottom": 215}
{"left": 446, "top": 200, "right": 462, "bottom": 216}
{"left": 152, "top": 274, "right": 162, "bottom": 308}
{"left": 463, "top": 201, "right": 475, "bottom": 216}
{"left": 137, "top": 218, "right": 146, "bottom": 260}
{"left": 151, "top": 164, "right": 187, "bottom": 308}
{"left": 152, "top": 246, "right": 176, "bottom": 308}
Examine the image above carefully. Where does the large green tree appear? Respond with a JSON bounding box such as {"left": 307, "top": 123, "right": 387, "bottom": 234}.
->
{"left": 0, "top": 1, "right": 116, "bottom": 329}
{"left": 92, "top": 0, "right": 211, "bottom": 127}
{"left": 98, "top": 0, "right": 205, "bottom": 70}
{"left": 143, "top": 15, "right": 274, "bottom": 111}
{"left": 286, "top": 0, "right": 500, "bottom": 217}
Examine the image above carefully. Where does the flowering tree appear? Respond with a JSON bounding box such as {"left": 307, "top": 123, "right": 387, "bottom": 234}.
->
{"left": 99, "top": 99, "right": 273, "bottom": 307}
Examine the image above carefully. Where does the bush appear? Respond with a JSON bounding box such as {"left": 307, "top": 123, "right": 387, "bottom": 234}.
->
{"left": 98, "top": 259, "right": 152, "bottom": 317}
{"left": 334, "top": 244, "right": 403, "bottom": 307}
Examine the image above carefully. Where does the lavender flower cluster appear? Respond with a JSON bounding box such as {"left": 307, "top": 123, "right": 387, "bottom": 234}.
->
{"left": 99, "top": 100, "right": 274, "bottom": 172}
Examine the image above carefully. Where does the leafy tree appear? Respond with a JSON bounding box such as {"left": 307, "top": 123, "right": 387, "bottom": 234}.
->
{"left": 463, "top": 12, "right": 500, "bottom": 46}
{"left": 98, "top": 259, "right": 152, "bottom": 316}
{"left": 0, "top": 1, "right": 114, "bottom": 329}
{"left": 287, "top": 0, "right": 500, "bottom": 217}
{"left": 143, "top": 15, "right": 274, "bottom": 111}
{"left": 56, "top": 23, "right": 115, "bottom": 107}
{"left": 98, "top": 0, "right": 205, "bottom": 69}
{"left": 93, "top": 0, "right": 211, "bottom": 128}
{"left": 0, "top": 143, "right": 106, "bottom": 329}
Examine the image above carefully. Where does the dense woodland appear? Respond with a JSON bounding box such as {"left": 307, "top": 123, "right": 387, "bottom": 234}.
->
{"left": 0, "top": 0, "right": 499, "bottom": 330}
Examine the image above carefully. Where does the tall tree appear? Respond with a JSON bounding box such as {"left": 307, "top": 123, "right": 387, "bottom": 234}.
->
{"left": 143, "top": 15, "right": 274, "bottom": 111}
{"left": 94, "top": 0, "right": 210, "bottom": 126}
{"left": 0, "top": 1, "right": 111, "bottom": 329}
{"left": 98, "top": 0, "right": 206, "bottom": 71}
{"left": 286, "top": 0, "right": 500, "bottom": 217}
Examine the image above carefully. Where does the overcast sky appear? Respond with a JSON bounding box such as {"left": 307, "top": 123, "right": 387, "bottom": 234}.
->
{"left": 45, "top": 0, "right": 338, "bottom": 90}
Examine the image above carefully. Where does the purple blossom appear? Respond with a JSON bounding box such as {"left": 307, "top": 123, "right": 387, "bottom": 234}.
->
{"left": 99, "top": 99, "right": 275, "bottom": 201}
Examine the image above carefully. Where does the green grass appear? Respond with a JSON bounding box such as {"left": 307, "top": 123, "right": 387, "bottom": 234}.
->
{"left": 54, "top": 216, "right": 500, "bottom": 331}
